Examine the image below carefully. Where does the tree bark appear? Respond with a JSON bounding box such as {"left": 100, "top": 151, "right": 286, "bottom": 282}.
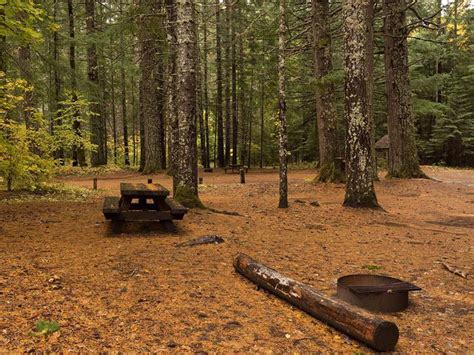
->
{"left": 202, "top": 0, "right": 211, "bottom": 168}
{"left": 224, "top": 0, "right": 232, "bottom": 166}
{"left": 139, "top": 0, "right": 166, "bottom": 173}
{"left": 247, "top": 75, "right": 254, "bottom": 168}
{"left": 111, "top": 55, "right": 118, "bottom": 164}
{"left": 120, "top": 0, "right": 130, "bottom": 166}
{"left": 383, "top": 0, "right": 425, "bottom": 178}
{"left": 86, "top": 0, "right": 107, "bottom": 166}
{"left": 173, "top": 0, "right": 201, "bottom": 208}
{"left": 215, "top": 0, "right": 225, "bottom": 167}
{"left": 342, "top": 0, "right": 378, "bottom": 208}
{"left": 233, "top": 253, "right": 399, "bottom": 352}
{"left": 278, "top": 0, "right": 289, "bottom": 209}
{"left": 196, "top": 6, "right": 207, "bottom": 169}
{"left": 312, "top": 0, "right": 344, "bottom": 182}
{"left": 53, "top": 0, "right": 64, "bottom": 163}
{"left": 68, "top": 0, "right": 86, "bottom": 167}
{"left": 231, "top": 1, "right": 238, "bottom": 165}
{"left": 238, "top": 9, "right": 247, "bottom": 167}
{"left": 165, "top": 0, "right": 178, "bottom": 179}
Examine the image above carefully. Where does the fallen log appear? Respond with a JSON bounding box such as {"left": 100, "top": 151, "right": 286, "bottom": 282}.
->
{"left": 233, "top": 253, "right": 399, "bottom": 352}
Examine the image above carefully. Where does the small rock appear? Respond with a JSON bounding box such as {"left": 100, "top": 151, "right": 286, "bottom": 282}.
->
{"left": 309, "top": 201, "right": 320, "bottom": 207}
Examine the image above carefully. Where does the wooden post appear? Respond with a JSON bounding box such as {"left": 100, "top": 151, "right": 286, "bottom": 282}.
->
{"left": 239, "top": 168, "right": 245, "bottom": 184}
{"left": 147, "top": 178, "right": 153, "bottom": 184}
{"left": 93, "top": 178, "right": 98, "bottom": 190}
{"left": 199, "top": 177, "right": 203, "bottom": 185}
{"left": 233, "top": 253, "right": 399, "bottom": 352}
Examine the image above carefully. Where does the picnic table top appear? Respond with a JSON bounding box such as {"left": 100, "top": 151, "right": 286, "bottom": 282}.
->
{"left": 120, "top": 182, "right": 169, "bottom": 197}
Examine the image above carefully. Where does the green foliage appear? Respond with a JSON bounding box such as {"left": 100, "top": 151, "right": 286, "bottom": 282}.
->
{"left": 0, "top": 75, "right": 54, "bottom": 191}
{"left": 0, "top": 0, "right": 45, "bottom": 44}
{"left": 52, "top": 91, "right": 96, "bottom": 155}
{"left": 31, "top": 320, "right": 60, "bottom": 337}
{"left": 410, "top": 5, "right": 474, "bottom": 166}
{"left": 363, "top": 265, "right": 382, "bottom": 271}
{"left": 2, "top": 182, "right": 95, "bottom": 203}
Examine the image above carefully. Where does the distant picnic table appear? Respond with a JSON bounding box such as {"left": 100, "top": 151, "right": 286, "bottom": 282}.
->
{"left": 224, "top": 164, "right": 248, "bottom": 174}
{"left": 103, "top": 182, "right": 187, "bottom": 222}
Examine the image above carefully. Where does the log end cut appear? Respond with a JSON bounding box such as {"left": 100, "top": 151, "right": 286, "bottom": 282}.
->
{"left": 373, "top": 321, "right": 399, "bottom": 352}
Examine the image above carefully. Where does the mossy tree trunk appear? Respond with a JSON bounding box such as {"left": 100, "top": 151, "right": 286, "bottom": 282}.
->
{"left": 312, "top": 0, "right": 344, "bottom": 183}
{"left": 383, "top": 0, "right": 425, "bottom": 178}
{"left": 342, "top": 0, "right": 379, "bottom": 208}
{"left": 173, "top": 0, "right": 202, "bottom": 208}
{"left": 165, "top": 0, "right": 178, "bottom": 177}
{"left": 278, "top": 0, "right": 289, "bottom": 209}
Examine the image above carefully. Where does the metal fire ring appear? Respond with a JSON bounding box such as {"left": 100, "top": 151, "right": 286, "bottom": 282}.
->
{"left": 337, "top": 274, "right": 421, "bottom": 313}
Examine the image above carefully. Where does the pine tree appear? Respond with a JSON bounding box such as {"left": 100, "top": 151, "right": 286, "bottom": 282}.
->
{"left": 343, "top": 0, "right": 379, "bottom": 208}
{"left": 173, "top": 0, "right": 202, "bottom": 208}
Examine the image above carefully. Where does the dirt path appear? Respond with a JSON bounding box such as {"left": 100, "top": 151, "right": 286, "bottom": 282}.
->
{"left": 1, "top": 167, "right": 473, "bottom": 352}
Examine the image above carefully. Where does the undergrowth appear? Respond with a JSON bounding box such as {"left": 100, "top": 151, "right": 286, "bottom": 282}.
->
{"left": 0, "top": 182, "right": 97, "bottom": 202}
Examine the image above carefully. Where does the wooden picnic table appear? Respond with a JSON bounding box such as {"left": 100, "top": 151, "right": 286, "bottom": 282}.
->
{"left": 103, "top": 182, "right": 187, "bottom": 222}
{"left": 224, "top": 164, "right": 248, "bottom": 174}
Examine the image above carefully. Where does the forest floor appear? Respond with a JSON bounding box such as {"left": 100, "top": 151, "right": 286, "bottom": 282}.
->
{"left": 0, "top": 166, "right": 473, "bottom": 352}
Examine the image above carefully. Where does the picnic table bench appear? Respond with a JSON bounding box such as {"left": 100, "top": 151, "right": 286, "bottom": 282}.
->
{"left": 224, "top": 164, "right": 248, "bottom": 174}
{"left": 103, "top": 182, "right": 187, "bottom": 222}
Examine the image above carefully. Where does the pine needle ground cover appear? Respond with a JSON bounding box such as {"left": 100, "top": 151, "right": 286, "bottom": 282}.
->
{"left": 0, "top": 167, "right": 472, "bottom": 352}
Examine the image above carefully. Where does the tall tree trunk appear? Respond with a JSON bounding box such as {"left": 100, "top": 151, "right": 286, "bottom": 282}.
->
{"left": 312, "top": 0, "right": 344, "bottom": 182}
{"left": 278, "top": 0, "right": 289, "bottom": 209}
{"left": 383, "top": 0, "right": 424, "bottom": 178}
{"left": 202, "top": 0, "right": 211, "bottom": 168}
{"left": 231, "top": 1, "right": 238, "bottom": 165}
{"left": 166, "top": 0, "right": 178, "bottom": 178}
{"left": 131, "top": 75, "right": 137, "bottom": 165}
{"left": 120, "top": 0, "right": 130, "bottom": 166}
{"left": 196, "top": 6, "right": 207, "bottom": 169}
{"left": 342, "top": 0, "right": 378, "bottom": 208}
{"left": 53, "top": 0, "right": 64, "bottom": 163}
{"left": 367, "top": 0, "right": 378, "bottom": 181}
{"left": 139, "top": 84, "right": 146, "bottom": 171}
{"left": 86, "top": 0, "right": 107, "bottom": 166}
{"left": 247, "top": 74, "right": 254, "bottom": 168}
{"left": 110, "top": 55, "right": 118, "bottom": 164}
{"left": 260, "top": 77, "right": 264, "bottom": 169}
{"left": 224, "top": 0, "right": 232, "bottom": 166}
{"left": 139, "top": 0, "right": 166, "bottom": 173}
{"left": 173, "top": 0, "right": 201, "bottom": 208}
{"left": 215, "top": 0, "right": 225, "bottom": 167}
{"left": 68, "top": 0, "right": 86, "bottom": 166}
{"left": 238, "top": 11, "right": 246, "bottom": 167}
